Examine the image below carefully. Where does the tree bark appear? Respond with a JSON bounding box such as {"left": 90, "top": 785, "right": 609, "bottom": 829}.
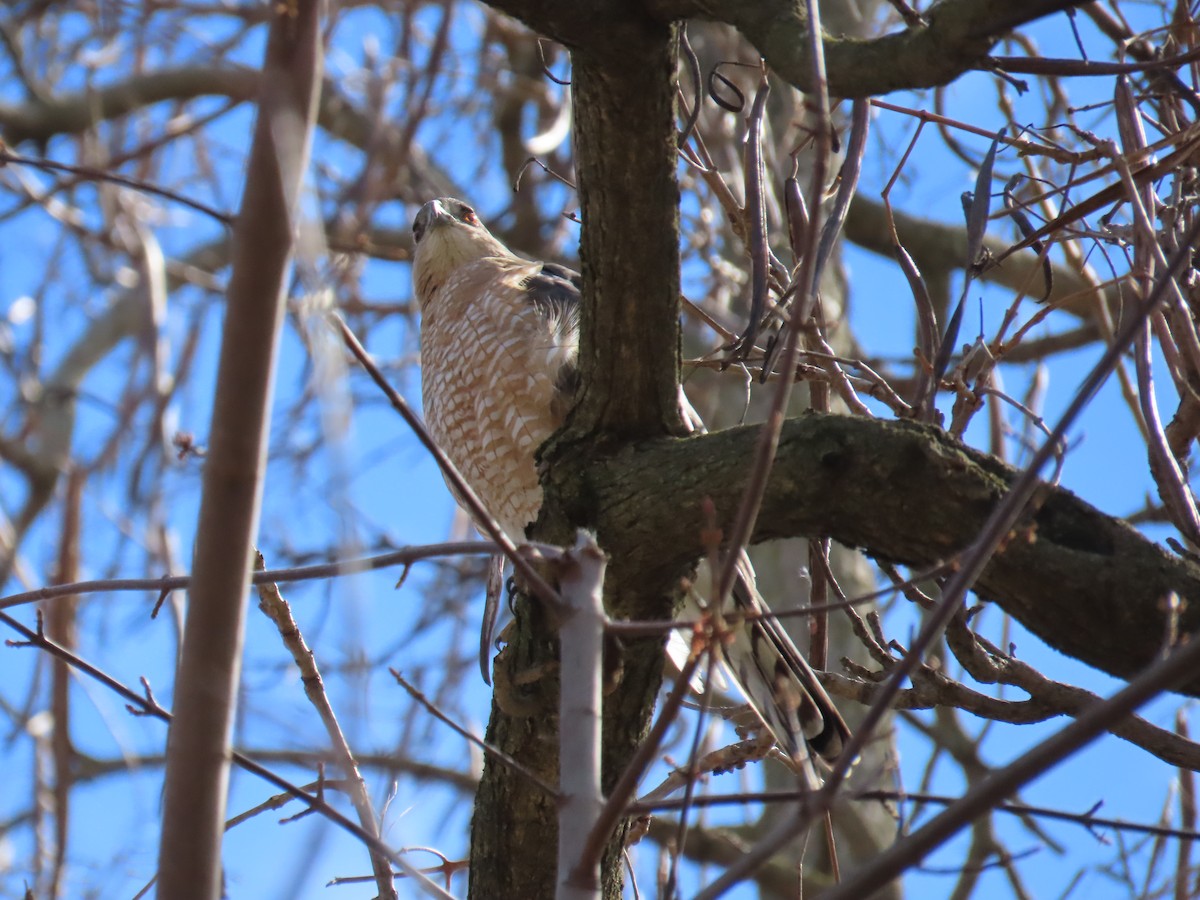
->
{"left": 567, "top": 413, "right": 1200, "bottom": 692}
{"left": 468, "top": 10, "right": 682, "bottom": 899}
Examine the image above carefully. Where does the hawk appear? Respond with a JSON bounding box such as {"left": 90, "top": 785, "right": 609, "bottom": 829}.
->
{"left": 412, "top": 196, "right": 850, "bottom": 771}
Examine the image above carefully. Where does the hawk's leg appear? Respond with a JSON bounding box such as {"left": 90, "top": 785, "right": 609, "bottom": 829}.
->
{"left": 492, "top": 581, "right": 560, "bottom": 718}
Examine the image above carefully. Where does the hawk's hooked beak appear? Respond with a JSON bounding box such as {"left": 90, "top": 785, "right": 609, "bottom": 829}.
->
{"left": 413, "top": 199, "right": 453, "bottom": 244}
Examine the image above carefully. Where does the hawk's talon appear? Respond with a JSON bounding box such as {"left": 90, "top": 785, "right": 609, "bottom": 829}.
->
{"left": 504, "top": 574, "right": 519, "bottom": 617}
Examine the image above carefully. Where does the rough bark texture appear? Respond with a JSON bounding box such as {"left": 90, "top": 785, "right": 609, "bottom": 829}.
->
{"left": 566, "top": 413, "right": 1200, "bottom": 692}
{"left": 469, "top": 594, "right": 567, "bottom": 900}
{"left": 565, "top": 46, "right": 684, "bottom": 443}
{"left": 468, "top": 11, "right": 682, "bottom": 900}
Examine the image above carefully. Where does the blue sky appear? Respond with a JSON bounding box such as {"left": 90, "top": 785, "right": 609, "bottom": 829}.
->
{"left": 0, "top": 3, "right": 1194, "bottom": 899}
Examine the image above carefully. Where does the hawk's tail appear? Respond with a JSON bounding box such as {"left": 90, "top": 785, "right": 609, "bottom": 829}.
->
{"left": 721, "top": 552, "right": 851, "bottom": 769}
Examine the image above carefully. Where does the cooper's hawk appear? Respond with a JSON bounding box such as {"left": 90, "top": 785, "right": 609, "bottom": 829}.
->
{"left": 412, "top": 196, "right": 849, "bottom": 771}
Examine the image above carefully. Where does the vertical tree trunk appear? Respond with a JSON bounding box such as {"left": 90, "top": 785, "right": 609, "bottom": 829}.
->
{"left": 468, "top": 14, "right": 681, "bottom": 900}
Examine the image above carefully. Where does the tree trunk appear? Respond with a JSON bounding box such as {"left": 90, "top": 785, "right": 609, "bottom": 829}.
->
{"left": 468, "top": 14, "right": 681, "bottom": 899}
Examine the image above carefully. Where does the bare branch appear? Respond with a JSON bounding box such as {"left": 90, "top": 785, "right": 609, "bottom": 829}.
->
{"left": 156, "top": 5, "right": 324, "bottom": 896}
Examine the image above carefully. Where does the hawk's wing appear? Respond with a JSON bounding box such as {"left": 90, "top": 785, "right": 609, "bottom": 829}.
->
{"left": 518, "top": 262, "right": 581, "bottom": 424}
{"left": 412, "top": 197, "right": 850, "bottom": 772}
{"left": 521, "top": 261, "right": 581, "bottom": 323}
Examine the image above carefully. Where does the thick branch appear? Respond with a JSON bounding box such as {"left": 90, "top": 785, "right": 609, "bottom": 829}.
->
{"left": 483, "top": 0, "right": 1090, "bottom": 104}
{"left": 0, "top": 67, "right": 257, "bottom": 146}
{"left": 0, "top": 67, "right": 455, "bottom": 201}
{"left": 575, "top": 413, "right": 1200, "bottom": 692}
{"left": 155, "top": 4, "right": 322, "bottom": 896}
{"left": 646, "top": 0, "right": 1091, "bottom": 98}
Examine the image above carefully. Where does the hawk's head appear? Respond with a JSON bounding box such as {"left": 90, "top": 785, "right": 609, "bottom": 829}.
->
{"left": 411, "top": 198, "right": 514, "bottom": 308}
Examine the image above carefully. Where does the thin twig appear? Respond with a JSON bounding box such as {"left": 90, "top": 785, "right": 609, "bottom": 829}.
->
{"left": 820, "top": 634, "right": 1200, "bottom": 900}
{"left": 256, "top": 556, "right": 397, "bottom": 899}
{"left": 335, "top": 313, "right": 562, "bottom": 609}
{"left": 390, "top": 670, "right": 558, "bottom": 797}
{"left": 0, "top": 541, "right": 512, "bottom": 613}
{"left": 0, "top": 610, "right": 454, "bottom": 899}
